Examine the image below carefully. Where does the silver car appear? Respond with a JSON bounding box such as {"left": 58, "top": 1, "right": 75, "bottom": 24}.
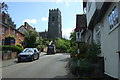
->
{"left": 18, "top": 48, "right": 40, "bottom": 62}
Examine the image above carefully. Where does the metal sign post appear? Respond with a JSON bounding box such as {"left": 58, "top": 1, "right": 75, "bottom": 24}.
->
{"left": 75, "top": 25, "right": 82, "bottom": 77}
{"left": 75, "top": 31, "right": 81, "bottom": 77}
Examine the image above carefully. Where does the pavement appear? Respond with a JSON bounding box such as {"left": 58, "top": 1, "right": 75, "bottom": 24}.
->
{"left": 1, "top": 52, "right": 47, "bottom": 68}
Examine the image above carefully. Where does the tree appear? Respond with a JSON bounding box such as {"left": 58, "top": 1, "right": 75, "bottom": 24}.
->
{"left": 56, "top": 38, "right": 70, "bottom": 53}
{"left": 1, "top": 2, "right": 8, "bottom": 13}
{"left": 69, "top": 31, "right": 78, "bottom": 54}
{"left": 24, "top": 30, "right": 38, "bottom": 48}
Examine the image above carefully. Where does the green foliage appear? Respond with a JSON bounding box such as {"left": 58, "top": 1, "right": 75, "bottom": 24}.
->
{"left": 69, "top": 31, "right": 78, "bottom": 56}
{"left": 55, "top": 38, "right": 70, "bottom": 53}
{"left": 70, "top": 58, "right": 94, "bottom": 76}
{"left": 6, "top": 35, "right": 15, "bottom": 39}
{"left": 42, "top": 38, "right": 50, "bottom": 47}
{"left": 69, "top": 31, "right": 101, "bottom": 76}
{"left": 2, "top": 45, "right": 23, "bottom": 53}
{"left": 24, "top": 30, "right": 38, "bottom": 48}
{"left": 16, "top": 43, "right": 24, "bottom": 49}
{"left": 86, "top": 43, "right": 101, "bottom": 63}
{"left": 79, "top": 59, "right": 93, "bottom": 76}
{"left": 2, "top": 2, "right": 8, "bottom": 13}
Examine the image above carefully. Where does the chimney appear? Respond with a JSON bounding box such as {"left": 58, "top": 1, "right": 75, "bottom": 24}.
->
{"left": 24, "top": 22, "right": 27, "bottom": 26}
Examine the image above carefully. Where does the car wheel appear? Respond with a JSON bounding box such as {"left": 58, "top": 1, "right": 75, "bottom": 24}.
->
{"left": 37, "top": 54, "right": 39, "bottom": 60}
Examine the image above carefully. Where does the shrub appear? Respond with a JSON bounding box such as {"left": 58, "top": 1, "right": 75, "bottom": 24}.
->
{"left": 16, "top": 43, "right": 24, "bottom": 49}
{"left": 2, "top": 45, "right": 23, "bottom": 53}
{"left": 79, "top": 59, "right": 94, "bottom": 76}
{"left": 86, "top": 43, "right": 101, "bottom": 63}
{"left": 70, "top": 60, "right": 78, "bottom": 76}
{"left": 70, "top": 58, "right": 94, "bottom": 77}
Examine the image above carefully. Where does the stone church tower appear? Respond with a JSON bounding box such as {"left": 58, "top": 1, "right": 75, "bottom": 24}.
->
{"left": 48, "top": 8, "right": 62, "bottom": 40}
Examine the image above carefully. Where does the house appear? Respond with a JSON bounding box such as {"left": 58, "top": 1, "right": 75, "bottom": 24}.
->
{"left": 18, "top": 22, "right": 36, "bottom": 34}
{"left": 83, "top": 1, "right": 120, "bottom": 80}
{"left": 0, "top": 12, "right": 25, "bottom": 45}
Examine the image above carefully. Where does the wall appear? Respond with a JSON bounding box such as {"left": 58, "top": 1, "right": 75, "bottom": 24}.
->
{"left": 86, "top": 2, "right": 96, "bottom": 27}
{"left": 118, "top": 2, "right": 120, "bottom": 80}
{"left": 101, "top": 2, "right": 119, "bottom": 79}
{"left": 15, "top": 31, "right": 25, "bottom": 45}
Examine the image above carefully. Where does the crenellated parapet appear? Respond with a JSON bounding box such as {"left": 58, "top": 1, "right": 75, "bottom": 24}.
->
{"left": 49, "top": 8, "right": 61, "bottom": 13}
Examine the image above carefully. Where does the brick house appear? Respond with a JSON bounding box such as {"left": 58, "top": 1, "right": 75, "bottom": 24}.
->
{"left": 0, "top": 12, "right": 25, "bottom": 45}
{"left": 18, "top": 22, "right": 36, "bottom": 34}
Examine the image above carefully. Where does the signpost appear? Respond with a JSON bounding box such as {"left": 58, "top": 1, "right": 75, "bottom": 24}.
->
{"left": 75, "top": 25, "right": 82, "bottom": 77}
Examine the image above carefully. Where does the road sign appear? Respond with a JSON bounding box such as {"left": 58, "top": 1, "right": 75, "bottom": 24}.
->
{"left": 76, "top": 31, "right": 81, "bottom": 42}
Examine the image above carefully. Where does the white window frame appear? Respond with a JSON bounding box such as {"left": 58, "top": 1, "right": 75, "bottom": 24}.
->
{"left": 108, "top": 6, "right": 118, "bottom": 31}
{"left": 95, "top": 26, "right": 101, "bottom": 44}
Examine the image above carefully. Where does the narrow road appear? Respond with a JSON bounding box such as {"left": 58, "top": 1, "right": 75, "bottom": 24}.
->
{"left": 2, "top": 53, "right": 70, "bottom": 78}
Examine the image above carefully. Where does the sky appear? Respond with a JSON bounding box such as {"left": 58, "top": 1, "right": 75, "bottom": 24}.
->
{"left": 6, "top": 1, "right": 83, "bottom": 39}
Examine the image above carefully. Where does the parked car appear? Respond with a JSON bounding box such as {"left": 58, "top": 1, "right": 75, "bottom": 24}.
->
{"left": 18, "top": 48, "right": 40, "bottom": 62}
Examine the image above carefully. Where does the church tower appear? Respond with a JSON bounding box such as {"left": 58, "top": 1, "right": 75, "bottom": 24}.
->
{"left": 48, "top": 8, "right": 62, "bottom": 40}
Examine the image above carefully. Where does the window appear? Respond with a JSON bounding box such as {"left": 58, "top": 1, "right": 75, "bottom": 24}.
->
{"left": 2, "top": 27, "right": 5, "bottom": 34}
{"left": 52, "top": 16, "right": 55, "bottom": 21}
{"left": 20, "top": 28, "right": 24, "bottom": 33}
{"left": 96, "top": 26, "right": 101, "bottom": 44}
{"left": 108, "top": 7, "right": 118, "bottom": 30}
{"left": 10, "top": 39, "right": 15, "bottom": 45}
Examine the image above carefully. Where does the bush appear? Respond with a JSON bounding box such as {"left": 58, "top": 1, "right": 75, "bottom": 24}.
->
{"left": 2, "top": 45, "right": 23, "bottom": 53}
{"left": 70, "top": 58, "right": 94, "bottom": 77}
{"left": 56, "top": 38, "right": 70, "bottom": 53}
{"left": 79, "top": 59, "right": 94, "bottom": 76}
{"left": 70, "top": 60, "right": 78, "bottom": 76}
{"left": 86, "top": 43, "right": 101, "bottom": 63}
{"left": 16, "top": 43, "right": 24, "bottom": 49}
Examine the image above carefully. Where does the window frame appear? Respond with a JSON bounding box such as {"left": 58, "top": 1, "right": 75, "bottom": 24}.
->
{"left": 95, "top": 26, "right": 101, "bottom": 44}
{"left": 108, "top": 6, "right": 118, "bottom": 31}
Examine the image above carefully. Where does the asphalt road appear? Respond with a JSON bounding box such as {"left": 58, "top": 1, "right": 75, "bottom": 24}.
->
{"left": 2, "top": 53, "right": 70, "bottom": 78}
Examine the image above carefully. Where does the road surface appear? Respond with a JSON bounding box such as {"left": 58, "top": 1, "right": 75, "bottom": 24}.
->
{"left": 2, "top": 53, "right": 70, "bottom": 78}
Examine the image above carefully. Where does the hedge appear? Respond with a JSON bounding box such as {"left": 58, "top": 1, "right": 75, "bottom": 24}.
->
{"left": 2, "top": 45, "right": 23, "bottom": 53}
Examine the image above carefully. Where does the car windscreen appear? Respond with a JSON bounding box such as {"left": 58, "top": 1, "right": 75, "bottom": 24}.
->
{"left": 23, "top": 49, "right": 34, "bottom": 53}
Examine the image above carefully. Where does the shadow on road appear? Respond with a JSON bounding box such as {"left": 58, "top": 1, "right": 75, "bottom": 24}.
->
{"left": 59, "top": 58, "right": 69, "bottom": 62}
